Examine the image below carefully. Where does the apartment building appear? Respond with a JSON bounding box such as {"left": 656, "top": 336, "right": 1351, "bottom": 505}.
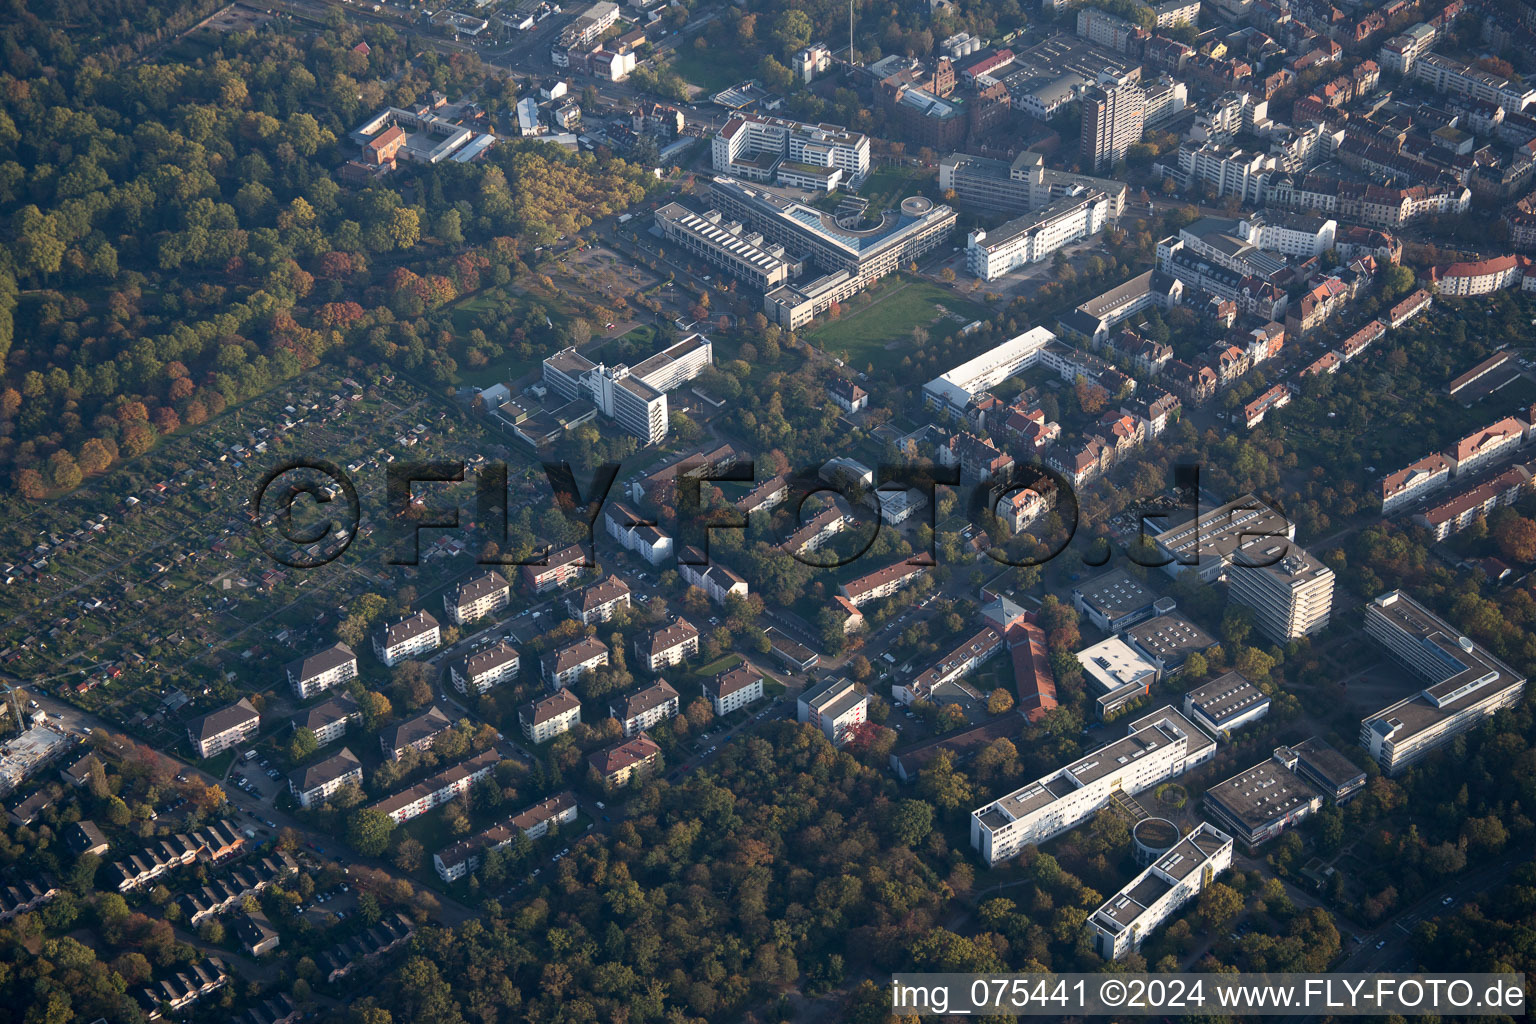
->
{"left": 450, "top": 641, "right": 520, "bottom": 696}
{"left": 380, "top": 705, "right": 452, "bottom": 761}
{"left": 519, "top": 688, "right": 582, "bottom": 743}
{"left": 839, "top": 558, "right": 928, "bottom": 608}
{"left": 433, "top": 791, "right": 579, "bottom": 881}
{"left": 521, "top": 542, "right": 590, "bottom": 593}
{"left": 637, "top": 616, "right": 699, "bottom": 671}
{"left": 187, "top": 698, "right": 260, "bottom": 759}
{"left": 1414, "top": 53, "right": 1536, "bottom": 112}
{"left": 785, "top": 506, "right": 853, "bottom": 556}
{"left": 1449, "top": 416, "right": 1524, "bottom": 476}
{"left": 1383, "top": 455, "right": 1465, "bottom": 513}
{"left": 704, "top": 663, "right": 766, "bottom": 716}
{"left": 372, "top": 610, "right": 441, "bottom": 667}
{"left": 939, "top": 150, "right": 1128, "bottom": 220}
{"left": 444, "top": 570, "right": 511, "bottom": 626}
{"left": 568, "top": 574, "right": 631, "bottom": 625}
{"left": 589, "top": 732, "right": 663, "bottom": 788}
{"left": 288, "top": 747, "right": 364, "bottom": 809}
{"left": 1204, "top": 749, "right": 1325, "bottom": 848}
{"left": 604, "top": 503, "right": 673, "bottom": 566}
{"left": 1149, "top": 494, "right": 1295, "bottom": 583}
{"left": 970, "top": 707, "right": 1215, "bottom": 866}
{"left": 1081, "top": 75, "right": 1145, "bottom": 173}
{"left": 1087, "top": 822, "right": 1233, "bottom": 960}
{"left": 285, "top": 642, "right": 358, "bottom": 700}
{"left": 1183, "top": 671, "right": 1270, "bottom": 736}
{"left": 1361, "top": 591, "right": 1527, "bottom": 775}
{"left": 678, "top": 554, "right": 750, "bottom": 605}
{"left": 1415, "top": 463, "right": 1536, "bottom": 541}
{"left": 609, "top": 680, "right": 680, "bottom": 737}
{"left": 1425, "top": 255, "right": 1528, "bottom": 296}
{"left": 369, "top": 748, "right": 499, "bottom": 824}
{"left": 895, "top": 627, "right": 1004, "bottom": 705}
{"left": 966, "top": 189, "right": 1111, "bottom": 280}
{"left": 290, "top": 694, "right": 362, "bottom": 748}
{"left": 1379, "top": 22, "right": 1436, "bottom": 76}
{"left": 798, "top": 676, "right": 868, "bottom": 746}
{"left": 736, "top": 476, "right": 790, "bottom": 516}
{"left": 541, "top": 636, "right": 609, "bottom": 689}
{"left": 1226, "top": 540, "right": 1335, "bottom": 642}
{"left": 828, "top": 378, "right": 868, "bottom": 413}
{"left": 542, "top": 334, "right": 712, "bottom": 444}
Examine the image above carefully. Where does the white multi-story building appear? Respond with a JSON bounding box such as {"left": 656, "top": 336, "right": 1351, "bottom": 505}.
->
{"left": 1183, "top": 671, "right": 1271, "bottom": 736}
{"left": 1081, "top": 75, "right": 1145, "bottom": 173}
{"left": 895, "top": 627, "right": 1004, "bottom": 705}
{"left": 1076, "top": 635, "right": 1159, "bottom": 719}
{"left": 1415, "top": 53, "right": 1536, "bottom": 113}
{"left": 288, "top": 748, "right": 363, "bottom": 810}
{"left": 1381, "top": 453, "right": 1452, "bottom": 514}
{"left": 187, "top": 699, "right": 260, "bottom": 759}
{"left": 654, "top": 204, "right": 800, "bottom": 293}
{"left": 285, "top": 643, "right": 358, "bottom": 701}
{"left": 921, "top": 326, "right": 1057, "bottom": 415}
{"left": 605, "top": 502, "right": 674, "bottom": 566}
{"left": 444, "top": 570, "right": 511, "bottom": 626}
{"left": 1175, "top": 143, "right": 1275, "bottom": 204}
{"left": 609, "top": 680, "right": 679, "bottom": 737}
{"left": 971, "top": 707, "right": 1215, "bottom": 866}
{"left": 567, "top": 575, "right": 631, "bottom": 625}
{"left": 1087, "top": 822, "right": 1233, "bottom": 959}
{"left": 798, "top": 676, "right": 867, "bottom": 746}
{"left": 705, "top": 663, "right": 765, "bottom": 716}
{"left": 1240, "top": 214, "right": 1337, "bottom": 259}
{"left": 450, "top": 641, "right": 520, "bottom": 695}
{"left": 1426, "top": 255, "right": 1527, "bottom": 296}
{"left": 541, "top": 636, "right": 609, "bottom": 689}
{"left": 637, "top": 616, "right": 699, "bottom": 671}
{"left": 712, "top": 113, "right": 870, "bottom": 182}
{"left": 542, "top": 334, "right": 712, "bottom": 445}
{"left": 1150, "top": 494, "right": 1295, "bottom": 584}
{"left": 433, "top": 791, "right": 578, "bottom": 881}
{"left": 1448, "top": 416, "right": 1524, "bottom": 477}
{"left": 839, "top": 558, "right": 927, "bottom": 607}
{"left": 372, "top": 610, "right": 441, "bottom": 667}
{"left": 1226, "top": 540, "right": 1335, "bottom": 642}
{"left": 519, "top": 688, "right": 582, "bottom": 743}
{"left": 1361, "top": 591, "right": 1527, "bottom": 775}
{"left": 1379, "top": 23, "right": 1436, "bottom": 76}
{"left": 966, "top": 189, "right": 1111, "bottom": 280}
{"left": 369, "top": 749, "right": 499, "bottom": 824}
{"left": 291, "top": 694, "right": 363, "bottom": 748}
{"left": 678, "top": 557, "right": 749, "bottom": 605}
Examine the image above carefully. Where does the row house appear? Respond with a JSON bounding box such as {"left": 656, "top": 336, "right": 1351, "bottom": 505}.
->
{"left": 450, "top": 641, "right": 520, "bottom": 695}
{"left": 372, "top": 610, "right": 441, "bottom": 667}
{"left": 0, "top": 878, "right": 59, "bottom": 922}
{"left": 519, "top": 688, "right": 582, "bottom": 743}
{"left": 316, "top": 913, "right": 415, "bottom": 984}
{"left": 521, "top": 542, "right": 590, "bottom": 593}
{"left": 1122, "top": 388, "right": 1182, "bottom": 437}
{"left": 137, "top": 959, "right": 229, "bottom": 1020}
{"left": 285, "top": 642, "right": 358, "bottom": 700}
{"left": 1424, "top": 255, "right": 1529, "bottom": 296}
{"left": 1381, "top": 453, "right": 1453, "bottom": 515}
{"left": 1106, "top": 327, "right": 1173, "bottom": 375}
{"left": 1385, "top": 288, "right": 1433, "bottom": 328}
{"left": 177, "top": 853, "right": 299, "bottom": 927}
{"left": 604, "top": 503, "right": 673, "bottom": 566}
{"left": 609, "top": 680, "right": 680, "bottom": 737}
{"left": 105, "top": 821, "right": 248, "bottom": 893}
{"left": 638, "top": 616, "right": 700, "bottom": 671}
{"left": 370, "top": 748, "right": 500, "bottom": 824}
{"left": 1339, "top": 319, "right": 1386, "bottom": 362}
{"left": 568, "top": 574, "right": 632, "bottom": 624}
{"left": 1048, "top": 435, "right": 1113, "bottom": 489}
{"left": 541, "top": 636, "right": 610, "bottom": 689}
{"left": 1285, "top": 276, "right": 1350, "bottom": 338}
{"left": 444, "top": 570, "right": 511, "bottom": 626}
{"left": 1301, "top": 350, "right": 1343, "bottom": 377}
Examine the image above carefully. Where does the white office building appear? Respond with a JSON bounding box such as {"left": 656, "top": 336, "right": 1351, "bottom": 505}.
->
{"left": 1087, "top": 822, "right": 1233, "bottom": 959}
{"left": 966, "top": 189, "right": 1110, "bottom": 280}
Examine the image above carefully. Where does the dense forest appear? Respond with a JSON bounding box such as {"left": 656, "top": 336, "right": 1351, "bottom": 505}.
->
{"left": 0, "top": 0, "right": 652, "bottom": 498}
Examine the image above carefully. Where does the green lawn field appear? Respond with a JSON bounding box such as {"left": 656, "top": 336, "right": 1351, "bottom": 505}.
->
{"left": 805, "top": 275, "right": 989, "bottom": 370}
